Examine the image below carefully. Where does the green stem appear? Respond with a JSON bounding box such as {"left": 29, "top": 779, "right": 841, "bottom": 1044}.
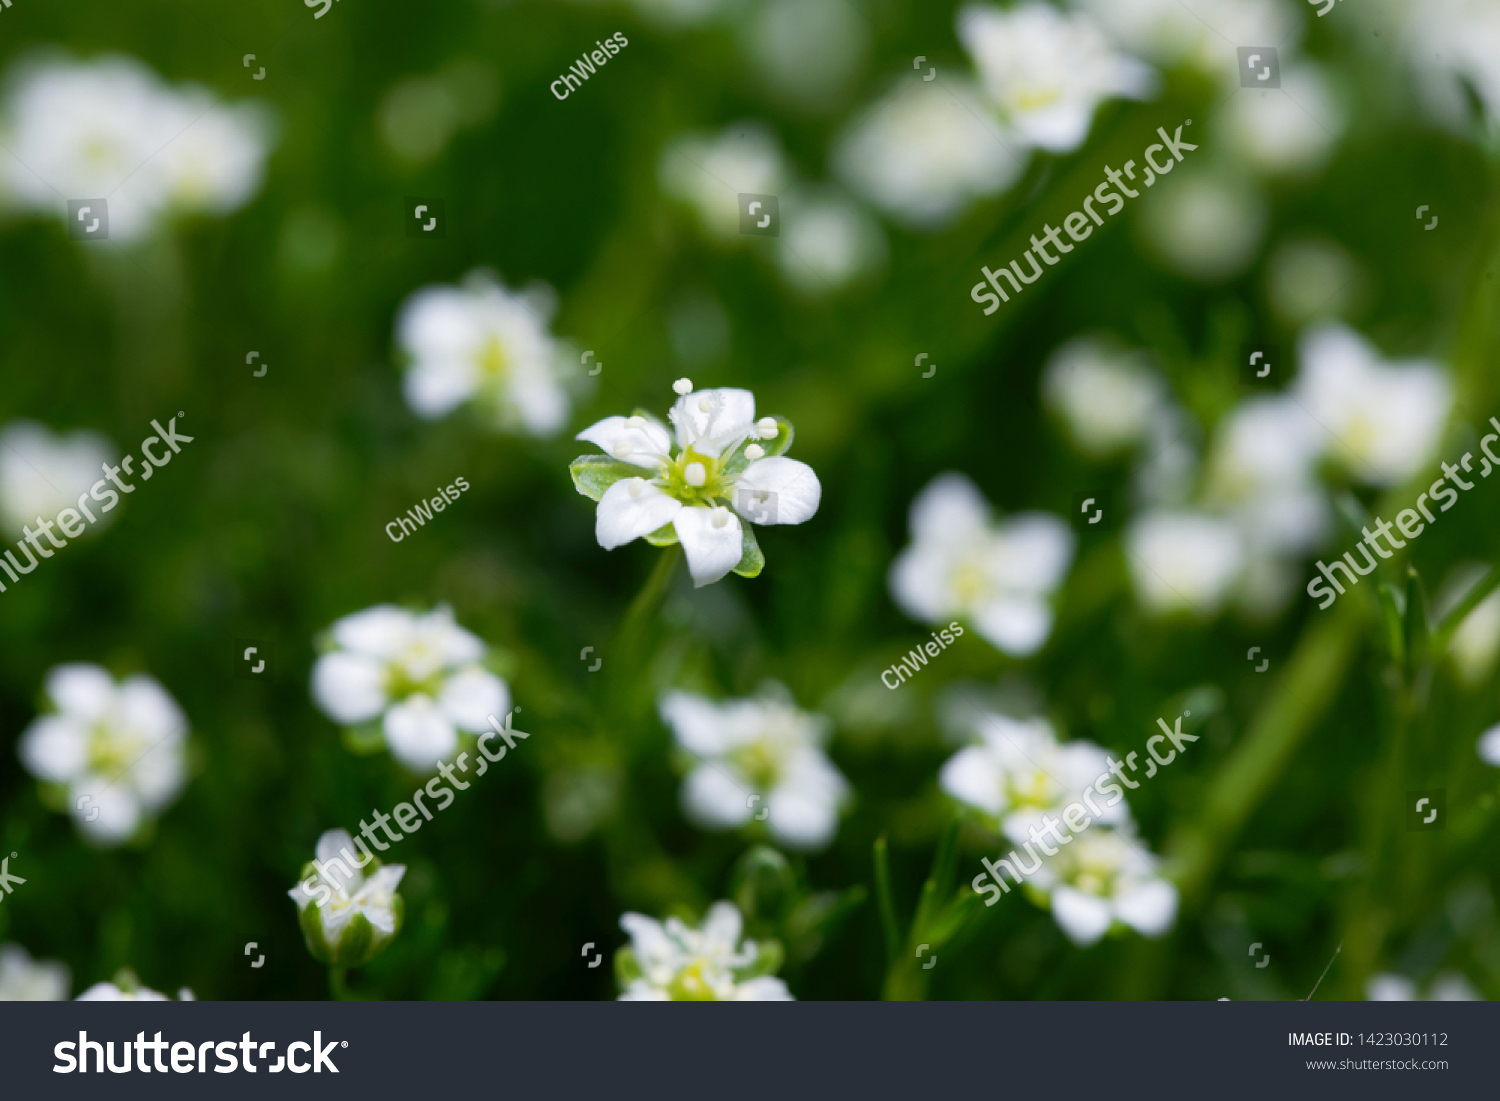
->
{"left": 872, "top": 835, "right": 899, "bottom": 968}
{"left": 618, "top": 543, "right": 682, "bottom": 645}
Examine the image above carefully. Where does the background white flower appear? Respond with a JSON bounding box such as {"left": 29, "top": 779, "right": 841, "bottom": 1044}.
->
{"left": 775, "top": 186, "right": 886, "bottom": 296}
{"left": 18, "top": 663, "right": 188, "bottom": 846}
{"left": 1216, "top": 63, "right": 1344, "bottom": 177}
{"left": 660, "top": 686, "right": 849, "bottom": 851}
{"left": 0, "top": 420, "right": 116, "bottom": 538}
{"left": 1070, "top": 0, "right": 1298, "bottom": 73}
{"left": 1137, "top": 166, "right": 1268, "bottom": 282}
{"left": 1030, "top": 826, "right": 1179, "bottom": 947}
{"left": 659, "top": 122, "right": 788, "bottom": 239}
{"left": 0, "top": 944, "right": 69, "bottom": 1000}
{"left": 617, "top": 900, "right": 792, "bottom": 1000}
{"left": 311, "top": 604, "right": 509, "bottom": 774}
{"left": 890, "top": 473, "right": 1074, "bottom": 657}
{"left": 1125, "top": 511, "right": 1247, "bottom": 617}
{"left": 396, "top": 270, "right": 575, "bottom": 436}
{"left": 0, "top": 53, "right": 272, "bottom": 242}
{"left": 1042, "top": 339, "right": 1168, "bottom": 457}
{"left": 288, "top": 828, "right": 406, "bottom": 967}
{"left": 75, "top": 969, "right": 192, "bottom": 1001}
{"left": 958, "top": 2, "right": 1157, "bottom": 153}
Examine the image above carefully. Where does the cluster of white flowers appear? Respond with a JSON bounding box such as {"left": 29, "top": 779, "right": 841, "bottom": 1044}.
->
{"left": 942, "top": 711, "right": 1177, "bottom": 947}
{"left": 311, "top": 604, "right": 510, "bottom": 775}
{"left": 288, "top": 829, "right": 406, "bottom": 967}
{"left": 617, "top": 900, "right": 791, "bottom": 1000}
{"left": 17, "top": 663, "right": 188, "bottom": 846}
{"left": 889, "top": 473, "right": 1073, "bottom": 658}
{"left": 0, "top": 53, "right": 272, "bottom": 243}
{"left": 395, "top": 270, "right": 578, "bottom": 437}
{"left": 659, "top": 685, "right": 849, "bottom": 851}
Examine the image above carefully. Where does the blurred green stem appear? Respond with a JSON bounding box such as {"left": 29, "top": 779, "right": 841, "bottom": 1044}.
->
{"left": 328, "top": 966, "right": 368, "bottom": 1001}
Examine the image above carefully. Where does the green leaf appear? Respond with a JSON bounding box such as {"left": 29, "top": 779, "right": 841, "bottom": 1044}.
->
{"left": 1403, "top": 565, "right": 1430, "bottom": 672}
{"left": 1432, "top": 563, "right": 1499, "bottom": 651}
{"left": 569, "top": 455, "right": 640, "bottom": 502}
{"left": 642, "top": 522, "right": 679, "bottom": 547}
{"left": 1377, "top": 584, "right": 1406, "bottom": 664}
{"left": 873, "top": 835, "right": 900, "bottom": 966}
{"left": 732, "top": 522, "right": 764, "bottom": 578}
{"left": 614, "top": 945, "right": 643, "bottom": 990}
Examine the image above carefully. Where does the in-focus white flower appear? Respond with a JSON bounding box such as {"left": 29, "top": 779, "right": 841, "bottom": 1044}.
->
{"left": 1030, "top": 826, "right": 1178, "bottom": 947}
{"left": 957, "top": 2, "right": 1157, "bottom": 153}
{"left": 1293, "top": 324, "right": 1453, "bottom": 488}
{"left": 571, "top": 383, "right": 821, "bottom": 588}
{"left": 396, "top": 270, "right": 575, "bottom": 436}
{"left": 76, "top": 969, "right": 191, "bottom": 1001}
{"left": 890, "top": 473, "right": 1073, "bottom": 657}
{"left": 1138, "top": 166, "right": 1267, "bottom": 281}
{"left": 1042, "top": 338, "right": 1167, "bottom": 457}
{"left": 18, "top": 663, "right": 188, "bottom": 846}
{"left": 0, "top": 420, "right": 116, "bottom": 538}
{"left": 939, "top": 713, "right": 1129, "bottom": 842}
{"left": 310, "top": 604, "right": 510, "bottom": 774}
{"left": 1216, "top": 63, "right": 1344, "bottom": 176}
{"left": 1125, "top": 511, "right": 1246, "bottom": 616}
{"left": 1069, "top": 0, "right": 1298, "bottom": 74}
{"left": 1478, "top": 723, "right": 1500, "bottom": 767}
{"left": 659, "top": 686, "right": 849, "bottom": 851}
{"left": 659, "top": 123, "right": 788, "bottom": 239}
{"left": 834, "top": 78, "right": 1028, "bottom": 229}
{"left": 0, "top": 944, "right": 69, "bottom": 1001}
{"left": 617, "top": 900, "right": 792, "bottom": 1000}
{"left": 0, "top": 53, "right": 272, "bottom": 242}
{"left": 288, "top": 829, "right": 406, "bottom": 967}
{"left": 776, "top": 186, "right": 886, "bottom": 295}
{"left": 741, "top": 0, "right": 869, "bottom": 109}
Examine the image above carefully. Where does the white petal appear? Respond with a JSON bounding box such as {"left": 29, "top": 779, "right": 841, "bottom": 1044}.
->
{"left": 330, "top": 605, "right": 415, "bottom": 658}
{"left": 403, "top": 358, "right": 479, "bottom": 419}
{"left": 668, "top": 388, "right": 756, "bottom": 456}
{"left": 989, "top": 514, "right": 1074, "bottom": 593}
{"left": 766, "top": 779, "right": 841, "bottom": 851}
{"left": 311, "top": 652, "right": 388, "bottom": 725}
{"left": 1478, "top": 724, "right": 1500, "bottom": 767}
{"left": 972, "top": 597, "right": 1053, "bottom": 657}
{"left": 437, "top": 667, "right": 509, "bottom": 733}
{"left": 938, "top": 746, "right": 1006, "bottom": 816}
{"left": 1366, "top": 974, "right": 1418, "bottom": 1001}
{"left": 117, "top": 676, "right": 186, "bottom": 742}
{"left": 382, "top": 695, "right": 459, "bottom": 774}
{"left": 44, "top": 664, "right": 116, "bottom": 722}
{"left": 889, "top": 543, "right": 958, "bottom": 623}
{"left": 733, "top": 976, "right": 794, "bottom": 1000}
{"left": 680, "top": 763, "right": 755, "bottom": 830}
{"left": 1114, "top": 879, "right": 1178, "bottom": 938}
{"left": 908, "top": 473, "right": 990, "bottom": 544}
{"left": 18, "top": 716, "right": 89, "bottom": 783}
{"left": 659, "top": 691, "right": 729, "bottom": 757}
{"left": 316, "top": 829, "right": 362, "bottom": 894}
{"left": 734, "top": 457, "right": 821, "bottom": 526}
{"left": 672, "top": 507, "right": 745, "bottom": 588}
{"left": 699, "top": 900, "right": 745, "bottom": 956}
{"left": 129, "top": 740, "right": 185, "bottom": 811}
{"left": 595, "top": 479, "right": 683, "bottom": 550}
{"left": 1051, "top": 885, "right": 1113, "bottom": 947}
{"left": 575, "top": 416, "right": 673, "bottom": 469}
{"left": 506, "top": 364, "right": 570, "bottom": 438}
{"left": 70, "top": 781, "right": 141, "bottom": 846}
{"left": 413, "top": 606, "right": 486, "bottom": 667}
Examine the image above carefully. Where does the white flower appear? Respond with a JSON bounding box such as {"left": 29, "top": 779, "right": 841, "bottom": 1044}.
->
{"left": 288, "top": 829, "right": 406, "bottom": 967}
{"left": 776, "top": 186, "right": 886, "bottom": 296}
{"left": 1203, "top": 396, "right": 1329, "bottom": 555}
{"left": 890, "top": 473, "right": 1073, "bottom": 657}
{"left": 1069, "top": 0, "right": 1299, "bottom": 74}
{"left": 1293, "top": 324, "right": 1453, "bottom": 488}
{"left": 18, "top": 663, "right": 188, "bottom": 846}
{"left": 1478, "top": 723, "right": 1500, "bottom": 767}
{"left": 310, "top": 604, "right": 509, "bottom": 774}
{"left": 396, "top": 270, "right": 574, "bottom": 436}
{"left": 741, "top": 0, "right": 870, "bottom": 108}
{"left": 660, "top": 687, "right": 849, "bottom": 851}
{"left": 1265, "top": 237, "right": 1363, "bottom": 329}
{"left": 957, "top": 2, "right": 1157, "bottom": 153}
{"left": 1401, "top": 0, "right": 1500, "bottom": 130}
{"left": 1216, "top": 63, "right": 1344, "bottom": 176}
{"left": 659, "top": 123, "right": 788, "bottom": 239}
{"left": 939, "top": 713, "right": 1129, "bottom": 842}
{"left": 0, "top": 420, "right": 116, "bottom": 537}
{"left": 0, "top": 53, "right": 271, "bottom": 242}
{"left": 1366, "top": 971, "right": 1481, "bottom": 1001}
{"left": 834, "top": 77, "right": 1028, "bottom": 229}
{"left": 1138, "top": 166, "right": 1268, "bottom": 281}
{"left": 617, "top": 900, "right": 792, "bottom": 1000}
{"left": 1042, "top": 338, "right": 1167, "bottom": 457}
{"left": 75, "top": 970, "right": 191, "bottom": 1001}
{"left": 1125, "top": 511, "right": 1246, "bottom": 617}
{"left": 0, "top": 944, "right": 69, "bottom": 1000}
{"left": 1031, "top": 827, "right": 1178, "bottom": 947}
{"left": 571, "top": 384, "right": 822, "bottom": 588}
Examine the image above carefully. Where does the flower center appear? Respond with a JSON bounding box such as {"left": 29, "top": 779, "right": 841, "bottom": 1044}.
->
{"left": 477, "top": 335, "right": 508, "bottom": 380}
{"left": 658, "top": 446, "right": 732, "bottom": 508}
{"left": 668, "top": 960, "right": 722, "bottom": 1001}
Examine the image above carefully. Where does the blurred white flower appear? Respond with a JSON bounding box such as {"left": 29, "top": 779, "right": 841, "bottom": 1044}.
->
{"left": 776, "top": 186, "right": 886, "bottom": 295}
{"left": 0, "top": 420, "right": 116, "bottom": 538}
{"left": 1031, "top": 826, "right": 1178, "bottom": 947}
{"left": 617, "top": 900, "right": 792, "bottom": 1000}
{"left": 1216, "top": 63, "right": 1343, "bottom": 176}
{"left": 1070, "top": 0, "right": 1299, "bottom": 74}
{"left": 1402, "top": 0, "right": 1500, "bottom": 130}
{"left": 741, "top": 0, "right": 868, "bottom": 109}
{"left": 659, "top": 686, "right": 849, "bottom": 851}
{"left": 939, "top": 713, "right": 1129, "bottom": 842}
{"left": 396, "top": 270, "right": 574, "bottom": 437}
{"left": 625, "top": 0, "right": 734, "bottom": 28}
{"left": 288, "top": 828, "right": 406, "bottom": 967}
{"left": 1367, "top": 971, "right": 1482, "bottom": 1000}
{"left": 1478, "top": 723, "right": 1500, "bottom": 767}
{"left": 76, "top": 969, "right": 191, "bottom": 1001}
{"left": 1293, "top": 324, "right": 1453, "bottom": 487}
{"left": 18, "top": 663, "right": 188, "bottom": 846}
{"left": 957, "top": 2, "right": 1157, "bottom": 153}
{"left": 890, "top": 473, "right": 1074, "bottom": 657}
{"left": 834, "top": 78, "right": 1027, "bottom": 229}
{"left": 0, "top": 944, "right": 69, "bottom": 1000}
{"left": 1125, "top": 511, "right": 1246, "bottom": 616}
{"left": 0, "top": 53, "right": 272, "bottom": 242}
{"left": 1266, "top": 237, "right": 1363, "bottom": 328}
{"left": 377, "top": 58, "right": 500, "bottom": 166}
{"left": 1138, "top": 166, "right": 1267, "bottom": 281}
{"left": 1042, "top": 338, "right": 1167, "bottom": 456}
{"left": 659, "top": 122, "right": 788, "bottom": 239}
{"left": 310, "top": 604, "right": 509, "bottom": 774}
{"left": 1203, "top": 396, "right": 1329, "bottom": 555}
{"left": 571, "top": 383, "right": 821, "bottom": 588}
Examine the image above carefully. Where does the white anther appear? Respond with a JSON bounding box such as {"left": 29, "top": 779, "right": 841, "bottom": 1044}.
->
{"left": 684, "top": 462, "right": 707, "bottom": 487}
{"left": 625, "top": 415, "right": 645, "bottom": 429}
{"left": 756, "top": 417, "right": 778, "bottom": 438}
{"left": 710, "top": 507, "right": 730, "bottom": 529}
{"left": 673, "top": 378, "right": 693, "bottom": 395}
{"left": 744, "top": 444, "right": 765, "bottom": 461}
{"left": 612, "top": 441, "right": 634, "bottom": 459}
{"left": 698, "top": 397, "right": 713, "bottom": 412}
{"left": 627, "top": 478, "right": 645, "bottom": 498}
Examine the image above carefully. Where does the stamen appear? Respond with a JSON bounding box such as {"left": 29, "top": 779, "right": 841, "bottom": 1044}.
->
{"left": 627, "top": 478, "right": 645, "bottom": 498}
{"left": 756, "top": 417, "right": 778, "bottom": 438}
{"left": 744, "top": 444, "right": 764, "bottom": 461}
{"left": 698, "top": 397, "right": 713, "bottom": 413}
{"left": 625, "top": 415, "right": 645, "bottom": 429}
{"left": 673, "top": 378, "right": 694, "bottom": 396}
{"left": 710, "top": 507, "right": 730, "bottom": 529}
{"left": 684, "top": 462, "right": 707, "bottom": 487}
{"left": 612, "top": 441, "right": 634, "bottom": 459}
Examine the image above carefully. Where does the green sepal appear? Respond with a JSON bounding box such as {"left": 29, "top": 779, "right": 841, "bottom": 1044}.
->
{"left": 614, "top": 944, "right": 643, "bottom": 991}
{"left": 737, "top": 937, "right": 785, "bottom": 980}
{"left": 643, "top": 522, "right": 680, "bottom": 547}
{"left": 342, "top": 722, "right": 387, "bottom": 755}
{"left": 1377, "top": 584, "right": 1406, "bottom": 664}
{"left": 569, "top": 455, "right": 641, "bottom": 502}
{"left": 732, "top": 523, "right": 764, "bottom": 578}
